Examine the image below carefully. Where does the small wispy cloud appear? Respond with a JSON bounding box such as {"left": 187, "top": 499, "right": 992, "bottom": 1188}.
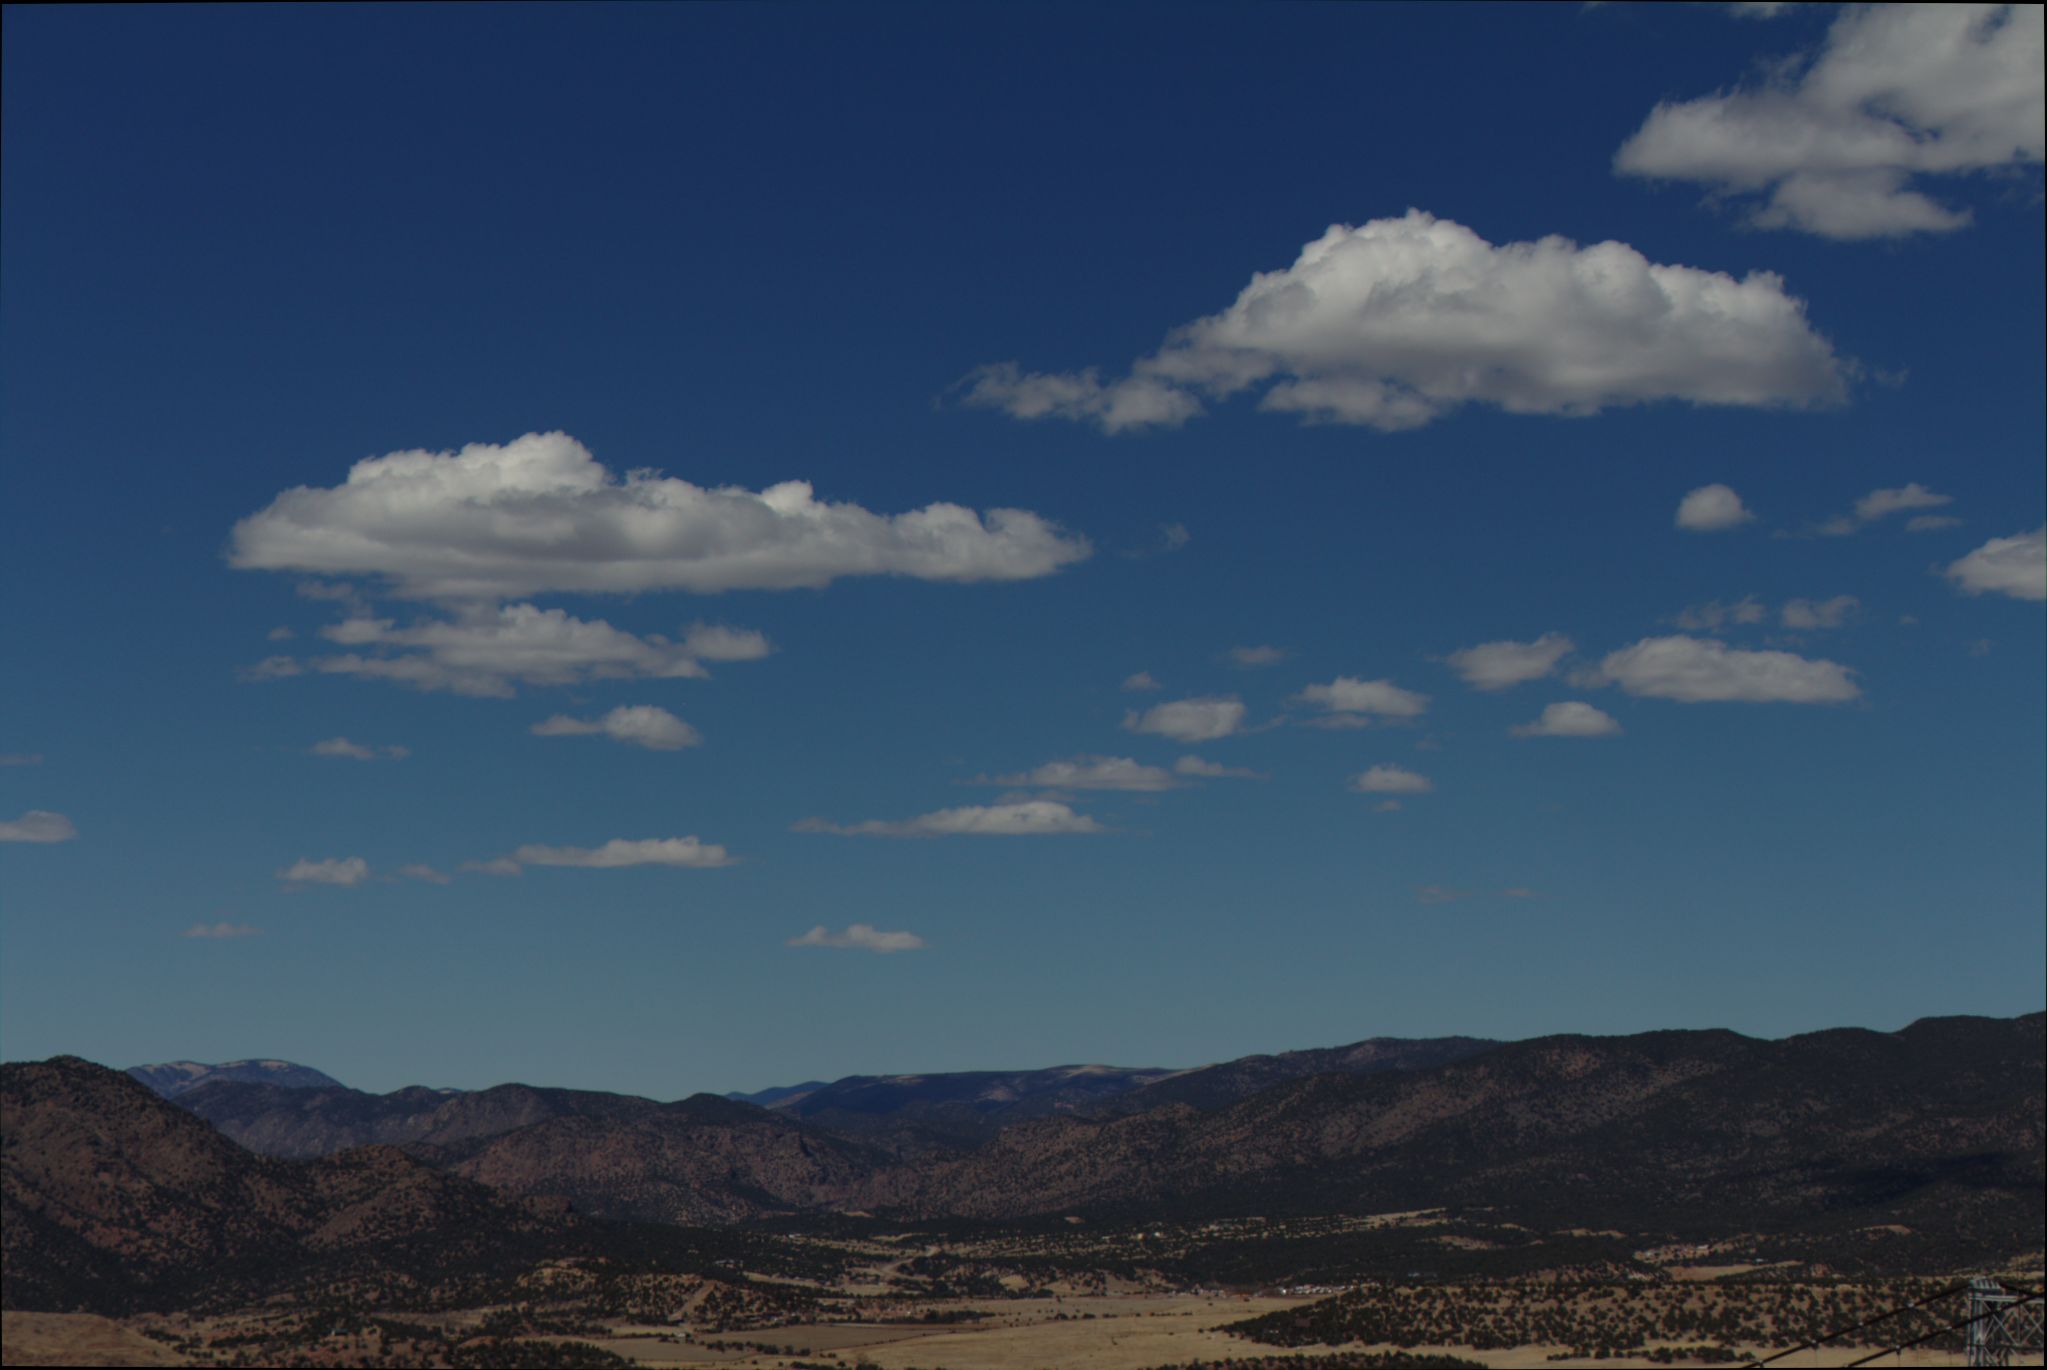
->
{"left": 1124, "top": 696, "right": 1246, "bottom": 743}
{"left": 787, "top": 923, "right": 927, "bottom": 953}
{"left": 398, "top": 863, "right": 452, "bottom": 885}
{"left": 1815, "top": 483, "right": 1953, "bottom": 537}
{"left": 1350, "top": 764, "right": 1433, "bottom": 794}
{"left": 1174, "top": 755, "right": 1266, "bottom": 780}
{"left": 1944, "top": 526, "right": 2045, "bottom": 602}
{"left": 1227, "top": 644, "right": 1289, "bottom": 668}
{"left": 1442, "top": 633, "right": 1572, "bottom": 690}
{"left": 183, "top": 921, "right": 263, "bottom": 939}
{"left": 278, "top": 855, "right": 370, "bottom": 885}
{"left": 983, "top": 756, "right": 1180, "bottom": 791}
{"left": 1121, "top": 671, "right": 1162, "bottom": 692}
{"left": 0, "top": 753, "right": 44, "bottom": 767}
{"left": 1675, "top": 484, "right": 1755, "bottom": 532}
{"left": 1779, "top": 595, "right": 1859, "bottom": 630}
{"left": 1510, "top": 702, "right": 1622, "bottom": 738}
{"left": 532, "top": 705, "right": 701, "bottom": 751}
{"left": 0, "top": 810, "right": 79, "bottom": 843}
{"left": 1295, "top": 677, "right": 1429, "bottom": 720}
{"left": 311, "top": 736, "right": 409, "bottom": 761}
{"left": 505, "top": 837, "right": 735, "bottom": 869}
{"left": 796, "top": 800, "right": 1103, "bottom": 838}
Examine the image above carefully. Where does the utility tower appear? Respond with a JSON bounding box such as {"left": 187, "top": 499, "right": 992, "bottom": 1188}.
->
{"left": 1965, "top": 1277, "right": 2044, "bottom": 1367}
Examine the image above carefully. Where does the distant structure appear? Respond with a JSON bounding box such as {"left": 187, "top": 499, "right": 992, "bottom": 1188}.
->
{"left": 1966, "top": 1278, "right": 2044, "bottom": 1368}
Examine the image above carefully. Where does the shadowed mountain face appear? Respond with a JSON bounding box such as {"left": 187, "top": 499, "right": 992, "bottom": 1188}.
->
{"left": 126, "top": 1058, "right": 345, "bottom": 1098}
{"left": 1, "top": 1058, "right": 571, "bottom": 1314}
{"left": 876, "top": 1015, "right": 2046, "bottom": 1240}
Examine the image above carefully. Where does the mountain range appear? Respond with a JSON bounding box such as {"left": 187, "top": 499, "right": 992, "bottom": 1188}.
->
{"left": 10, "top": 1013, "right": 2040, "bottom": 1314}
{"left": 128, "top": 1016, "right": 2047, "bottom": 1239}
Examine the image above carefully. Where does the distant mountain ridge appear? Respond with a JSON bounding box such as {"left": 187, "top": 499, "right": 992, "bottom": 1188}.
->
{"left": 125, "top": 1058, "right": 345, "bottom": 1098}
{"left": 135, "top": 1014, "right": 2045, "bottom": 1271}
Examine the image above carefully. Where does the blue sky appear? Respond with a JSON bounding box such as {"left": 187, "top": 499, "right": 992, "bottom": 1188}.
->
{"left": 2, "top": 2, "right": 2041, "bottom": 1099}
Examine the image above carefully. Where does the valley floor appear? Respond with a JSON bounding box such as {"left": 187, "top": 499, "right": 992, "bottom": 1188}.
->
{"left": 8, "top": 1297, "right": 2036, "bottom": 1370}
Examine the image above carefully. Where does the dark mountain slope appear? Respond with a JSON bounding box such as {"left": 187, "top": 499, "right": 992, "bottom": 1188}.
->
{"left": 1, "top": 1058, "right": 573, "bottom": 1313}
{"left": 1099, "top": 1035, "right": 1502, "bottom": 1116}
{"left": 440, "top": 1095, "right": 891, "bottom": 1225}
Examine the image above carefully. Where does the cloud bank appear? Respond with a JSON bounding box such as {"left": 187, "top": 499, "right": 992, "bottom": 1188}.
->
{"left": 966, "top": 211, "right": 1844, "bottom": 433}
{"left": 231, "top": 432, "right": 1091, "bottom": 601}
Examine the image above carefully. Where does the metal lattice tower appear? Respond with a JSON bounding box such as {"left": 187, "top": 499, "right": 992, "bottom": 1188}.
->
{"left": 1965, "top": 1277, "right": 2045, "bottom": 1367}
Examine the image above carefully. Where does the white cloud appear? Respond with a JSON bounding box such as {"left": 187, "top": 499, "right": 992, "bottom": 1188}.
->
{"left": 310, "top": 736, "right": 409, "bottom": 761}
{"left": 1121, "top": 671, "right": 1161, "bottom": 692}
{"left": 0, "top": 810, "right": 78, "bottom": 843}
{"left": 1591, "top": 635, "right": 1861, "bottom": 702}
{"left": 1124, "top": 696, "right": 1246, "bottom": 742}
{"left": 1676, "top": 483, "right": 1757, "bottom": 532}
{"left": 1780, "top": 595, "right": 1860, "bottom": 629}
{"left": 1616, "top": 4, "right": 2045, "bottom": 239}
{"left": 1294, "top": 677, "right": 1430, "bottom": 718}
{"left": 182, "top": 921, "right": 262, "bottom": 939}
{"left": 279, "top": 856, "right": 370, "bottom": 886}
{"left": 1511, "top": 701, "right": 1624, "bottom": 738}
{"left": 1443, "top": 633, "right": 1573, "bottom": 690}
{"left": 532, "top": 705, "right": 702, "bottom": 751}
{"left": 1905, "top": 514, "right": 1963, "bottom": 533}
{"left": 1944, "top": 525, "right": 2047, "bottom": 601}
{"left": 1351, "top": 764, "right": 1433, "bottom": 794}
{"left": 986, "top": 756, "right": 1181, "bottom": 791}
{"left": 509, "top": 836, "right": 734, "bottom": 869}
{"left": 231, "top": 432, "right": 1089, "bottom": 600}
{"left": 1174, "top": 755, "right": 1266, "bottom": 780}
{"left": 1674, "top": 597, "right": 1769, "bottom": 632}
{"left": 398, "top": 863, "right": 452, "bottom": 885}
{"left": 787, "top": 923, "right": 927, "bottom": 953}
{"left": 796, "top": 800, "right": 1103, "bottom": 838}
{"left": 968, "top": 211, "right": 1842, "bottom": 434}
{"left": 1227, "top": 644, "right": 1289, "bottom": 668}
